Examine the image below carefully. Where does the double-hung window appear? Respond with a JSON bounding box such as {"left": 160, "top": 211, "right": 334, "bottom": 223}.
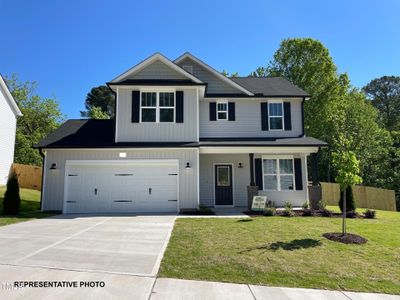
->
{"left": 263, "top": 157, "right": 294, "bottom": 191}
{"left": 269, "top": 101, "right": 284, "bottom": 130}
{"left": 141, "top": 91, "right": 175, "bottom": 123}
{"left": 217, "top": 101, "right": 228, "bottom": 120}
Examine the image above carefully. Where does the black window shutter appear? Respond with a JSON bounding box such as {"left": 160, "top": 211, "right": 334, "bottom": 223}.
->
{"left": 261, "top": 102, "right": 269, "bottom": 130}
{"left": 210, "top": 102, "right": 216, "bottom": 121}
{"left": 176, "top": 91, "right": 184, "bottom": 123}
{"left": 131, "top": 91, "right": 140, "bottom": 123}
{"left": 284, "top": 102, "right": 292, "bottom": 131}
{"left": 255, "top": 158, "right": 263, "bottom": 190}
{"left": 294, "top": 158, "right": 303, "bottom": 190}
{"left": 228, "top": 102, "right": 235, "bottom": 121}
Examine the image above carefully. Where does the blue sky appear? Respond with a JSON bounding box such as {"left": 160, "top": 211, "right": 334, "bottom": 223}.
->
{"left": 1, "top": 0, "right": 399, "bottom": 118}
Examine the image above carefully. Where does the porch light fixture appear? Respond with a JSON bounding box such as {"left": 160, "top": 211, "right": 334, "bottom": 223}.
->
{"left": 50, "top": 163, "right": 57, "bottom": 170}
{"left": 238, "top": 163, "right": 243, "bottom": 169}
{"left": 185, "top": 162, "right": 191, "bottom": 169}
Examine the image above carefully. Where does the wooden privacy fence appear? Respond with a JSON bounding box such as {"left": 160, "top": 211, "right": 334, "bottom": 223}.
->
{"left": 320, "top": 182, "right": 397, "bottom": 211}
{"left": 10, "top": 163, "right": 42, "bottom": 191}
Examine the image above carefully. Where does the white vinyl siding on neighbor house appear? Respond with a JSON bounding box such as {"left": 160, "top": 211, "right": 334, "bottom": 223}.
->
{"left": 0, "top": 87, "right": 18, "bottom": 185}
{"left": 177, "top": 57, "right": 242, "bottom": 94}
{"left": 116, "top": 88, "right": 198, "bottom": 142}
{"left": 128, "top": 60, "right": 188, "bottom": 80}
{"left": 199, "top": 98, "right": 303, "bottom": 138}
{"left": 41, "top": 148, "right": 199, "bottom": 212}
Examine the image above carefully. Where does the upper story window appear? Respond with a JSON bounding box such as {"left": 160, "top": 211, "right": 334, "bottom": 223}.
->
{"left": 269, "top": 101, "right": 283, "bottom": 130}
{"left": 141, "top": 91, "right": 175, "bottom": 123}
{"left": 263, "top": 157, "right": 294, "bottom": 191}
{"left": 217, "top": 101, "right": 228, "bottom": 120}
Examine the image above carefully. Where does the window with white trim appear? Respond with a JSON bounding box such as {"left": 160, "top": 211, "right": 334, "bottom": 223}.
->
{"left": 217, "top": 101, "right": 228, "bottom": 120}
{"left": 269, "top": 102, "right": 284, "bottom": 130}
{"left": 263, "top": 158, "right": 294, "bottom": 191}
{"left": 141, "top": 91, "right": 175, "bottom": 123}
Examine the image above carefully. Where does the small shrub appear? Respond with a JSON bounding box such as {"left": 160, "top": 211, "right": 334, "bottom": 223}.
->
{"left": 339, "top": 186, "right": 356, "bottom": 212}
{"left": 346, "top": 210, "right": 358, "bottom": 218}
{"left": 363, "top": 209, "right": 376, "bottom": 219}
{"left": 320, "top": 209, "right": 333, "bottom": 217}
{"left": 263, "top": 208, "right": 275, "bottom": 216}
{"left": 198, "top": 206, "right": 213, "bottom": 215}
{"left": 301, "top": 201, "right": 308, "bottom": 210}
{"left": 302, "top": 208, "right": 314, "bottom": 216}
{"left": 3, "top": 171, "right": 21, "bottom": 215}
{"left": 281, "top": 201, "right": 293, "bottom": 217}
{"left": 317, "top": 200, "right": 326, "bottom": 210}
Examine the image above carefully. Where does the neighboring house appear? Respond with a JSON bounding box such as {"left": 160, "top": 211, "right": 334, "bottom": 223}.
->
{"left": 36, "top": 52, "right": 326, "bottom": 214}
{"left": 0, "top": 75, "right": 22, "bottom": 185}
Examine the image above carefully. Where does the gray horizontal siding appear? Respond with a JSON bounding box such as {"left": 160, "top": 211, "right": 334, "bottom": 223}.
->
{"left": 200, "top": 154, "right": 249, "bottom": 207}
{"left": 199, "top": 98, "right": 303, "bottom": 138}
{"left": 42, "top": 149, "right": 199, "bottom": 211}
{"left": 129, "top": 60, "right": 187, "bottom": 80}
{"left": 116, "top": 88, "right": 198, "bottom": 142}
{"left": 177, "top": 57, "right": 241, "bottom": 94}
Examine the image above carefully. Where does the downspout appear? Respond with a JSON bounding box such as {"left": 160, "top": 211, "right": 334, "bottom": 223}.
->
{"left": 38, "top": 148, "right": 45, "bottom": 211}
{"left": 301, "top": 97, "right": 305, "bottom": 137}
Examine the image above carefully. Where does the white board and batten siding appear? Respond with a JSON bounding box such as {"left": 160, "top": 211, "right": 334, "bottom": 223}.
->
{"left": 0, "top": 83, "right": 18, "bottom": 185}
{"left": 199, "top": 98, "right": 303, "bottom": 138}
{"left": 42, "top": 148, "right": 199, "bottom": 212}
{"left": 116, "top": 88, "right": 198, "bottom": 142}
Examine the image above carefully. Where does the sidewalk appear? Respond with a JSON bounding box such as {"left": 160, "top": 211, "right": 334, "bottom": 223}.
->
{"left": 150, "top": 278, "right": 400, "bottom": 300}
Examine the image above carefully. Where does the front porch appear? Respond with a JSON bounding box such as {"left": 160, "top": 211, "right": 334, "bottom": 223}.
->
{"left": 198, "top": 146, "right": 321, "bottom": 209}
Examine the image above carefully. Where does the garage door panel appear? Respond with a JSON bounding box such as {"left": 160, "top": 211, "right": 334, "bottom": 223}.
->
{"left": 65, "top": 162, "right": 178, "bottom": 214}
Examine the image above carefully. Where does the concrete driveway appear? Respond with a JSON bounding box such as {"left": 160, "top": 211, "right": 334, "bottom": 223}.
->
{"left": 0, "top": 214, "right": 176, "bottom": 299}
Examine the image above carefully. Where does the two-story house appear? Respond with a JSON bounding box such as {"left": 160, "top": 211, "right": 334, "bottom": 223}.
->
{"left": 36, "top": 52, "right": 326, "bottom": 214}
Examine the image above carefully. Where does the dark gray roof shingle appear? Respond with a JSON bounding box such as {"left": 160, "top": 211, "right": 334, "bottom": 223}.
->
{"left": 231, "top": 77, "right": 310, "bottom": 97}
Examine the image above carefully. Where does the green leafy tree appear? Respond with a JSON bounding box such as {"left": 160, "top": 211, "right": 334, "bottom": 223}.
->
{"left": 249, "top": 67, "right": 268, "bottom": 77}
{"left": 81, "top": 85, "right": 115, "bottom": 118}
{"left": 5, "top": 74, "right": 65, "bottom": 166}
{"left": 332, "top": 136, "right": 362, "bottom": 235}
{"left": 363, "top": 76, "right": 400, "bottom": 131}
{"left": 254, "top": 38, "right": 393, "bottom": 191}
{"left": 87, "top": 106, "right": 110, "bottom": 119}
{"left": 221, "top": 70, "right": 239, "bottom": 77}
{"left": 3, "top": 171, "right": 21, "bottom": 214}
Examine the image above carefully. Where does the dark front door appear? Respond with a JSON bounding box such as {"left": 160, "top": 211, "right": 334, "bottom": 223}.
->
{"left": 215, "top": 164, "right": 233, "bottom": 206}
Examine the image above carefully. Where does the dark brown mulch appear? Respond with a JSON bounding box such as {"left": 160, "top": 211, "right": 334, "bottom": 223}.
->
{"left": 323, "top": 232, "right": 368, "bottom": 244}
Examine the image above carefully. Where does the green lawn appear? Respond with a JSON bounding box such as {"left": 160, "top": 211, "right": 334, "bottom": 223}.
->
{"left": 159, "top": 207, "right": 400, "bottom": 294}
{"left": 0, "top": 187, "right": 55, "bottom": 226}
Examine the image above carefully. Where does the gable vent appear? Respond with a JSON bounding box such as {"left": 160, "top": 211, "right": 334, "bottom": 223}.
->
{"left": 182, "top": 65, "right": 193, "bottom": 74}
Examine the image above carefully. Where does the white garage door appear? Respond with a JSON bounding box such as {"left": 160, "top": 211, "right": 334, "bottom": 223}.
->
{"left": 64, "top": 160, "right": 178, "bottom": 214}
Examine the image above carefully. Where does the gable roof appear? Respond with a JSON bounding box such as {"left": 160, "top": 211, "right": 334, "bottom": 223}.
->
{"left": 230, "top": 77, "right": 310, "bottom": 97}
{"left": 110, "top": 53, "right": 203, "bottom": 84}
{"left": 174, "top": 52, "right": 254, "bottom": 96}
{"left": 0, "top": 74, "right": 22, "bottom": 116}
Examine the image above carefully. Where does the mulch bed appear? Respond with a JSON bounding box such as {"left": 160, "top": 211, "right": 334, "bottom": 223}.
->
{"left": 323, "top": 232, "right": 368, "bottom": 244}
{"left": 243, "top": 210, "right": 365, "bottom": 218}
